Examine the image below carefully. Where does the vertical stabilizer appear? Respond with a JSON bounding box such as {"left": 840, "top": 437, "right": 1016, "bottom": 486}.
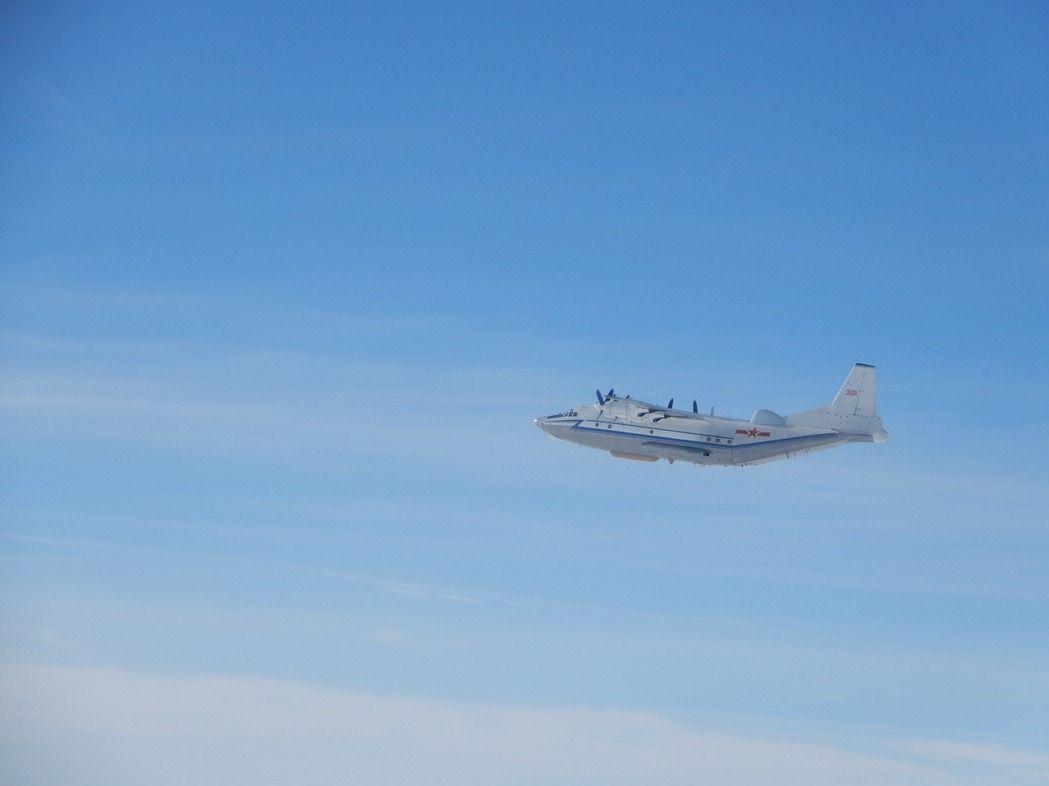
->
{"left": 829, "top": 363, "right": 877, "bottom": 417}
{"left": 786, "top": 363, "right": 886, "bottom": 440}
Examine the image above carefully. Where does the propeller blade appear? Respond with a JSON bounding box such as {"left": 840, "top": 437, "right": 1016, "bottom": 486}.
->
{"left": 693, "top": 400, "right": 698, "bottom": 414}
{"left": 667, "top": 398, "right": 674, "bottom": 409}
{"left": 607, "top": 388, "right": 615, "bottom": 398}
{"left": 596, "top": 389, "right": 605, "bottom": 405}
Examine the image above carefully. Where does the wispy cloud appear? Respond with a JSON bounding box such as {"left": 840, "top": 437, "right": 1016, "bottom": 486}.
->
{"left": 6, "top": 526, "right": 1049, "bottom": 728}
{"left": 895, "top": 739, "right": 1049, "bottom": 781}
{"left": 0, "top": 530, "right": 482, "bottom": 608}
{"left": 8, "top": 663, "right": 1042, "bottom": 786}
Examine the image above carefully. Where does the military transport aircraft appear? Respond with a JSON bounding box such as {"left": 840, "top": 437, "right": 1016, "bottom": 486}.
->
{"left": 535, "top": 364, "right": 887, "bottom": 467}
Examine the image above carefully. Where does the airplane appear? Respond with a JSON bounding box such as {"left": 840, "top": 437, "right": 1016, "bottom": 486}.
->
{"left": 535, "top": 364, "right": 887, "bottom": 467}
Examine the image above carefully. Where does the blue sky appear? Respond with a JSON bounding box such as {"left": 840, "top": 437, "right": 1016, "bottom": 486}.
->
{"left": 2, "top": 3, "right": 1049, "bottom": 784}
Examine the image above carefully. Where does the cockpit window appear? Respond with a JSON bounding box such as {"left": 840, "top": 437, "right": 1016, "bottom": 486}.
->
{"left": 545, "top": 410, "right": 578, "bottom": 419}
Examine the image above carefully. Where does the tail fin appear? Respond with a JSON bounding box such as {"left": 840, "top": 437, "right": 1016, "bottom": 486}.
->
{"left": 786, "top": 363, "right": 887, "bottom": 441}
{"left": 828, "top": 363, "right": 877, "bottom": 417}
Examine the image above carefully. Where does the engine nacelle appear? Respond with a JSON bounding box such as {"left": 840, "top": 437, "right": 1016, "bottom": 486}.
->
{"left": 750, "top": 408, "right": 786, "bottom": 427}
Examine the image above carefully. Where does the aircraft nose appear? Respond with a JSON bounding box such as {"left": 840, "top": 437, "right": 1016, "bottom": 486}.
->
{"left": 534, "top": 417, "right": 558, "bottom": 436}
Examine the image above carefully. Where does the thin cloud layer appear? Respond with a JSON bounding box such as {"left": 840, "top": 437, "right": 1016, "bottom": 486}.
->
{"left": 8, "top": 664, "right": 1043, "bottom": 786}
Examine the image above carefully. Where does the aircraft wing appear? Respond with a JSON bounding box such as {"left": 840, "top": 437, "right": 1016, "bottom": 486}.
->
{"left": 632, "top": 400, "right": 708, "bottom": 422}
{"left": 659, "top": 412, "right": 709, "bottom": 422}
{"left": 607, "top": 394, "right": 708, "bottom": 422}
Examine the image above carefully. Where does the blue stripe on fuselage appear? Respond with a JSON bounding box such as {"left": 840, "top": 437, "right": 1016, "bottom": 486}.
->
{"left": 571, "top": 421, "right": 837, "bottom": 453}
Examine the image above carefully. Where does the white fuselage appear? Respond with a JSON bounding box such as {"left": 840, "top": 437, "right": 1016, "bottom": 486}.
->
{"left": 535, "top": 396, "right": 879, "bottom": 467}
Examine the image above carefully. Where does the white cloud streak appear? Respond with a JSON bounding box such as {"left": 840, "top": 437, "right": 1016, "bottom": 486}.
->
{"left": 6, "top": 663, "right": 1045, "bottom": 786}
